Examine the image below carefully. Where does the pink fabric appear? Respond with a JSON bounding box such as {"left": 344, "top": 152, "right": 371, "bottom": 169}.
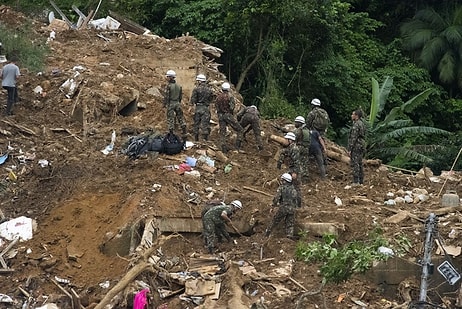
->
{"left": 133, "top": 288, "right": 149, "bottom": 309}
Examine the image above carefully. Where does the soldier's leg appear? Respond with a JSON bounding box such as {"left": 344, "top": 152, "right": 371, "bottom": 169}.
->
{"left": 265, "top": 208, "right": 284, "bottom": 236}
{"left": 203, "top": 220, "right": 217, "bottom": 253}
{"left": 252, "top": 121, "right": 263, "bottom": 150}
{"left": 218, "top": 116, "right": 228, "bottom": 152}
{"left": 285, "top": 210, "right": 295, "bottom": 238}
{"left": 358, "top": 150, "right": 364, "bottom": 184}
{"left": 313, "top": 149, "right": 326, "bottom": 179}
{"left": 201, "top": 109, "right": 211, "bottom": 141}
{"left": 174, "top": 104, "right": 187, "bottom": 134}
{"left": 351, "top": 149, "right": 360, "bottom": 184}
{"left": 228, "top": 116, "right": 244, "bottom": 149}
{"left": 193, "top": 110, "right": 201, "bottom": 141}
{"left": 166, "top": 107, "right": 175, "bottom": 132}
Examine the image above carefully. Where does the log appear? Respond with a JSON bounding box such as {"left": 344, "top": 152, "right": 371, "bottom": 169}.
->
{"left": 269, "top": 134, "right": 288, "bottom": 146}
{"left": 243, "top": 186, "right": 273, "bottom": 197}
{"left": 94, "top": 234, "right": 179, "bottom": 309}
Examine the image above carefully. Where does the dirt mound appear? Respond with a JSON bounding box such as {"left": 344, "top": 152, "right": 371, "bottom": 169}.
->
{"left": 0, "top": 7, "right": 461, "bottom": 309}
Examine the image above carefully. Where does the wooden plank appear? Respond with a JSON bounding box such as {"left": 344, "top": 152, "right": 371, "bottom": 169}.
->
{"left": 49, "top": 0, "right": 73, "bottom": 28}
{"left": 108, "top": 10, "right": 150, "bottom": 35}
{"left": 243, "top": 186, "right": 272, "bottom": 197}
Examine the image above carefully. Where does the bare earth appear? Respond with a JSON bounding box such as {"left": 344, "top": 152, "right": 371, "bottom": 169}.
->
{"left": 0, "top": 7, "right": 461, "bottom": 309}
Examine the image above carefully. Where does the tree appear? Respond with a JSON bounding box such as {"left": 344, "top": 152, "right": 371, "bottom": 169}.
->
{"left": 367, "top": 77, "right": 450, "bottom": 166}
{"left": 401, "top": 6, "right": 462, "bottom": 97}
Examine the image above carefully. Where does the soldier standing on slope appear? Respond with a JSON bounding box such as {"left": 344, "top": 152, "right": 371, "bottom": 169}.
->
{"left": 293, "top": 116, "right": 310, "bottom": 183}
{"left": 215, "top": 82, "right": 243, "bottom": 153}
{"left": 348, "top": 109, "right": 366, "bottom": 185}
{"left": 190, "top": 74, "right": 213, "bottom": 142}
{"left": 163, "top": 70, "right": 187, "bottom": 137}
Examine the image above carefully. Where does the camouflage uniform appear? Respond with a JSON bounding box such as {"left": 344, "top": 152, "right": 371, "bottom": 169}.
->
{"left": 215, "top": 91, "right": 243, "bottom": 152}
{"left": 294, "top": 125, "right": 310, "bottom": 182}
{"left": 237, "top": 106, "right": 263, "bottom": 150}
{"left": 277, "top": 143, "right": 301, "bottom": 189}
{"left": 309, "top": 129, "right": 326, "bottom": 179}
{"left": 265, "top": 181, "right": 301, "bottom": 237}
{"left": 202, "top": 204, "right": 233, "bottom": 253}
{"left": 348, "top": 118, "right": 366, "bottom": 184}
{"left": 164, "top": 80, "right": 186, "bottom": 133}
{"left": 190, "top": 82, "right": 214, "bottom": 141}
{"left": 306, "top": 106, "right": 330, "bottom": 136}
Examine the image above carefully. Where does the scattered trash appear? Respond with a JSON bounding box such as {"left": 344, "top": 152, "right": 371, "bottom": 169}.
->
{"left": 0, "top": 216, "right": 36, "bottom": 241}
{"left": 224, "top": 164, "right": 233, "bottom": 173}
{"left": 185, "top": 156, "right": 197, "bottom": 167}
{"left": 184, "top": 170, "right": 201, "bottom": 178}
{"left": 386, "top": 192, "right": 394, "bottom": 198}
{"left": 198, "top": 155, "right": 214, "bottom": 167}
{"left": 8, "top": 171, "right": 17, "bottom": 182}
{"left": 38, "top": 159, "right": 49, "bottom": 167}
{"left": 133, "top": 288, "right": 150, "bottom": 309}
{"left": 449, "top": 229, "right": 457, "bottom": 239}
{"left": 384, "top": 199, "right": 396, "bottom": 206}
{"left": 334, "top": 196, "right": 342, "bottom": 206}
{"left": 55, "top": 276, "right": 71, "bottom": 284}
{"left": 33, "top": 86, "right": 43, "bottom": 94}
{"left": 151, "top": 184, "right": 162, "bottom": 192}
{"left": 101, "top": 130, "right": 116, "bottom": 155}
{"left": 0, "top": 154, "right": 8, "bottom": 165}
{"left": 99, "top": 280, "right": 110, "bottom": 289}
{"left": 377, "top": 246, "right": 394, "bottom": 257}
{"left": 0, "top": 294, "right": 13, "bottom": 303}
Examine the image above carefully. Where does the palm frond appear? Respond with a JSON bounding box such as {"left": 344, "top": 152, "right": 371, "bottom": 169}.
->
{"left": 401, "top": 88, "right": 434, "bottom": 113}
{"left": 415, "top": 8, "right": 446, "bottom": 30}
{"left": 369, "top": 77, "right": 379, "bottom": 126}
{"left": 378, "top": 76, "right": 393, "bottom": 115}
{"left": 381, "top": 126, "right": 449, "bottom": 140}
{"left": 420, "top": 37, "right": 448, "bottom": 69}
{"left": 438, "top": 51, "right": 456, "bottom": 83}
{"left": 453, "top": 6, "right": 462, "bottom": 26}
{"left": 399, "top": 149, "right": 434, "bottom": 164}
{"left": 401, "top": 24, "right": 434, "bottom": 50}
{"left": 442, "top": 25, "right": 462, "bottom": 46}
{"left": 374, "top": 119, "right": 413, "bottom": 133}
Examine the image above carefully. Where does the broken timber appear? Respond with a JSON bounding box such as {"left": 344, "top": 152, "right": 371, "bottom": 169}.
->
{"left": 243, "top": 186, "right": 272, "bottom": 197}
{"left": 108, "top": 10, "right": 150, "bottom": 35}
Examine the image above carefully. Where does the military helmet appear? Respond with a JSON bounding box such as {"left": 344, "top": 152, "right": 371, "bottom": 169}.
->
{"left": 311, "top": 98, "right": 321, "bottom": 106}
{"left": 196, "top": 74, "right": 206, "bottom": 82}
{"left": 295, "top": 116, "right": 305, "bottom": 124}
{"left": 166, "top": 70, "right": 176, "bottom": 77}
{"left": 281, "top": 173, "right": 292, "bottom": 182}
{"left": 284, "top": 132, "right": 296, "bottom": 141}
{"left": 230, "top": 200, "right": 242, "bottom": 209}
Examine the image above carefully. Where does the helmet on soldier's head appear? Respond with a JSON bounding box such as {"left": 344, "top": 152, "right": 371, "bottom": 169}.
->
{"left": 166, "top": 70, "right": 176, "bottom": 77}
{"left": 250, "top": 105, "right": 257, "bottom": 110}
{"left": 222, "top": 82, "right": 231, "bottom": 91}
{"left": 295, "top": 116, "right": 305, "bottom": 124}
{"left": 231, "top": 200, "right": 242, "bottom": 209}
{"left": 284, "top": 132, "right": 296, "bottom": 141}
{"left": 196, "top": 74, "right": 206, "bottom": 82}
{"left": 281, "top": 173, "right": 292, "bottom": 183}
{"left": 311, "top": 98, "right": 321, "bottom": 106}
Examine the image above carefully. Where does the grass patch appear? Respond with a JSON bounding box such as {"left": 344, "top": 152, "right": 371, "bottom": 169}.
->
{"left": 0, "top": 22, "right": 49, "bottom": 72}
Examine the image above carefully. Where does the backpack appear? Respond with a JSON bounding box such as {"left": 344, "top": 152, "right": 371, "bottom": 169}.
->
{"left": 124, "top": 136, "right": 151, "bottom": 159}
{"left": 162, "top": 132, "right": 185, "bottom": 155}
{"left": 312, "top": 108, "right": 329, "bottom": 132}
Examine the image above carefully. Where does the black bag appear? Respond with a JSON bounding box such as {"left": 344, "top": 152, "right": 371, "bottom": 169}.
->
{"left": 124, "top": 136, "right": 150, "bottom": 159}
{"left": 161, "top": 132, "right": 185, "bottom": 155}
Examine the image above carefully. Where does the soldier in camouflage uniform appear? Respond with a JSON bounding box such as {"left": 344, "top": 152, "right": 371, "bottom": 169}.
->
{"left": 277, "top": 132, "right": 301, "bottom": 187}
{"left": 237, "top": 105, "right": 263, "bottom": 151}
{"left": 265, "top": 173, "right": 301, "bottom": 238}
{"left": 306, "top": 98, "right": 330, "bottom": 136}
{"left": 190, "top": 74, "right": 214, "bottom": 141}
{"left": 348, "top": 109, "right": 366, "bottom": 185}
{"left": 215, "top": 82, "right": 243, "bottom": 153}
{"left": 163, "top": 70, "right": 187, "bottom": 136}
{"left": 293, "top": 116, "right": 310, "bottom": 183}
{"left": 202, "top": 200, "right": 243, "bottom": 254}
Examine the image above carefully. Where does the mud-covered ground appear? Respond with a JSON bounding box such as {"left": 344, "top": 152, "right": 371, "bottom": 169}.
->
{"left": 1, "top": 6, "right": 461, "bottom": 309}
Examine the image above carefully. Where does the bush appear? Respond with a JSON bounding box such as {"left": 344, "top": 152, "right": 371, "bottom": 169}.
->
{"left": 0, "top": 22, "right": 49, "bottom": 72}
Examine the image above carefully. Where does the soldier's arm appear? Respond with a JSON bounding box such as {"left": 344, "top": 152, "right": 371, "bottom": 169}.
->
{"left": 229, "top": 96, "right": 235, "bottom": 112}
{"left": 272, "top": 188, "right": 282, "bottom": 206}
{"left": 179, "top": 86, "right": 183, "bottom": 103}
{"left": 163, "top": 84, "right": 170, "bottom": 107}
{"left": 221, "top": 210, "right": 232, "bottom": 223}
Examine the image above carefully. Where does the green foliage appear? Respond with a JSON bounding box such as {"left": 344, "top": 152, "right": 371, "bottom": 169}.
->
{"left": 295, "top": 230, "right": 389, "bottom": 284}
{"left": 401, "top": 6, "right": 462, "bottom": 97}
{"left": 0, "top": 23, "right": 48, "bottom": 72}
{"left": 366, "top": 77, "right": 450, "bottom": 166}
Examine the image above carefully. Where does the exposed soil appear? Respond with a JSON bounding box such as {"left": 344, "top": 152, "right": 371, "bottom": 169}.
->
{"left": 1, "top": 6, "right": 462, "bottom": 309}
